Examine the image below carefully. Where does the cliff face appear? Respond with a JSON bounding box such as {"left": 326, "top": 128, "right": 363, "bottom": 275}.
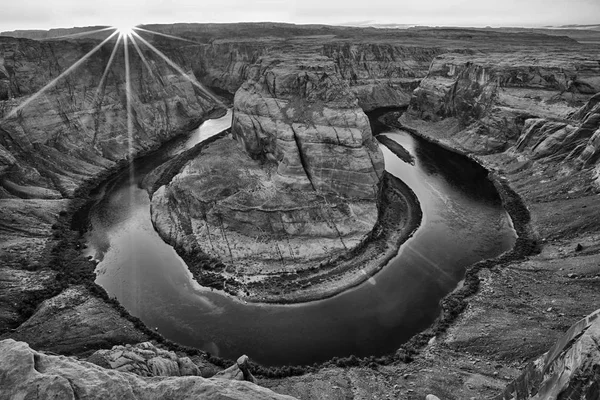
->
{"left": 322, "top": 43, "right": 442, "bottom": 111}
{"left": 0, "top": 36, "right": 220, "bottom": 198}
{"left": 408, "top": 51, "right": 600, "bottom": 155}
{"left": 182, "top": 41, "right": 441, "bottom": 113}
{"left": 191, "top": 42, "right": 269, "bottom": 96}
{"left": 232, "top": 55, "right": 384, "bottom": 198}
{"left": 515, "top": 93, "right": 600, "bottom": 172}
{"left": 0, "top": 36, "right": 222, "bottom": 330}
{"left": 151, "top": 54, "right": 385, "bottom": 281}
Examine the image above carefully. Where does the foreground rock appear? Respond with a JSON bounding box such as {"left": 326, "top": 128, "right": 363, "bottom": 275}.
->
{"left": 88, "top": 341, "right": 207, "bottom": 378}
{"left": 0, "top": 339, "right": 296, "bottom": 400}
{"left": 495, "top": 309, "right": 600, "bottom": 399}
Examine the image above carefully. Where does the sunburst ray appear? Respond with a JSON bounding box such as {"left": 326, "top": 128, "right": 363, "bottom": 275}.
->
{"left": 130, "top": 34, "right": 157, "bottom": 81}
{"left": 133, "top": 27, "right": 201, "bottom": 44}
{"left": 131, "top": 31, "right": 224, "bottom": 106}
{"left": 3, "top": 30, "right": 119, "bottom": 121}
{"left": 91, "top": 34, "right": 122, "bottom": 107}
{"left": 44, "top": 26, "right": 116, "bottom": 40}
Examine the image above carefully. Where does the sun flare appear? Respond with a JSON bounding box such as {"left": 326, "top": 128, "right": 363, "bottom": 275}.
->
{"left": 114, "top": 24, "right": 136, "bottom": 36}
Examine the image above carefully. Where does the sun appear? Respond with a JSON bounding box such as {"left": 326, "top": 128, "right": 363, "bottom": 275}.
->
{"left": 114, "top": 24, "right": 136, "bottom": 36}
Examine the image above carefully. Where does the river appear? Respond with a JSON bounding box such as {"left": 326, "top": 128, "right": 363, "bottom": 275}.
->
{"left": 84, "top": 110, "right": 516, "bottom": 366}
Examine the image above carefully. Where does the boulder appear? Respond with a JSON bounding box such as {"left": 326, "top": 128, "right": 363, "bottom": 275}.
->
{"left": 88, "top": 342, "right": 206, "bottom": 378}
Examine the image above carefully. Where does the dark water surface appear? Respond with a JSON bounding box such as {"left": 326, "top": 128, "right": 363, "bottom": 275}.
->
{"left": 85, "top": 112, "right": 516, "bottom": 366}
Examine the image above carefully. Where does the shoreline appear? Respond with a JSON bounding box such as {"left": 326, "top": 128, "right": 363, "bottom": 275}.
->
{"left": 11, "top": 109, "right": 536, "bottom": 377}
{"left": 237, "top": 171, "right": 422, "bottom": 304}
{"left": 376, "top": 111, "right": 539, "bottom": 361}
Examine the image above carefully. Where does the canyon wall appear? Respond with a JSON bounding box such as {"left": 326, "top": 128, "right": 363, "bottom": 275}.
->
{"left": 0, "top": 36, "right": 223, "bottom": 331}
{"left": 408, "top": 51, "right": 600, "bottom": 156}
{"left": 322, "top": 43, "right": 442, "bottom": 111}
{"left": 181, "top": 40, "right": 441, "bottom": 112}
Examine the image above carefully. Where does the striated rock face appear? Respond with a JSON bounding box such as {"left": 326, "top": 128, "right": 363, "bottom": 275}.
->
{"left": 0, "top": 36, "right": 221, "bottom": 197}
{"left": 192, "top": 42, "right": 269, "bottom": 96}
{"left": 0, "top": 339, "right": 297, "bottom": 400}
{"left": 322, "top": 43, "right": 442, "bottom": 111}
{"left": 408, "top": 51, "right": 600, "bottom": 154}
{"left": 495, "top": 309, "right": 600, "bottom": 400}
{"left": 232, "top": 55, "right": 384, "bottom": 198}
{"left": 0, "top": 36, "right": 223, "bottom": 331}
{"left": 151, "top": 137, "right": 380, "bottom": 274}
{"left": 182, "top": 40, "right": 441, "bottom": 112}
{"left": 513, "top": 92, "right": 600, "bottom": 175}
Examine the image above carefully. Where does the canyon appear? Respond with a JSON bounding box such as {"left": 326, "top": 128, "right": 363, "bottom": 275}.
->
{"left": 1, "top": 22, "right": 600, "bottom": 399}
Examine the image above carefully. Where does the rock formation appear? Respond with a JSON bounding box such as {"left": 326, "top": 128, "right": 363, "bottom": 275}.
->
{"left": 151, "top": 54, "right": 386, "bottom": 285}
{"left": 88, "top": 341, "right": 215, "bottom": 378}
{"left": 0, "top": 339, "right": 296, "bottom": 400}
{"left": 408, "top": 51, "right": 600, "bottom": 154}
{"left": 495, "top": 309, "right": 600, "bottom": 400}
{"left": 2, "top": 285, "right": 150, "bottom": 354}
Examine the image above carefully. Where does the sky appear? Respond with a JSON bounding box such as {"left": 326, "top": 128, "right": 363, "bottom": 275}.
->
{"left": 1, "top": 0, "right": 600, "bottom": 32}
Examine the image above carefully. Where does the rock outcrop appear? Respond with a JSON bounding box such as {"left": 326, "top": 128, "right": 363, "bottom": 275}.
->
{"left": 0, "top": 339, "right": 296, "bottom": 400}
{"left": 510, "top": 91, "right": 600, "bottom": 188}
{"left": 232, "top": 55, "right": 383, "bottom": 198}
{"left": 495, "top": 309, "right": 600, "bottom": 400}
{"left": 408, "top": 51, "right": 600, "bottom": 154}
{"left": 151, "top": 54, "right": 385, "bottom": 281}
{"left": 88, "top": 341, "right": 215, "bottom": 378}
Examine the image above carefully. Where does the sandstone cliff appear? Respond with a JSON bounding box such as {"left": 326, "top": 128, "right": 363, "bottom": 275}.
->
{"left": 322, "top": 43, "right": 441, "bottom": 111}
{"left": 408, "top": 51, "right": 600, "bottom": 154}
{"left": 0, "top": 36, "right": 223, "bottom": 331}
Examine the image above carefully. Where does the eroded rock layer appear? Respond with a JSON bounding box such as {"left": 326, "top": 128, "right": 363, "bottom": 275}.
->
{"left": 152, "top": 137, "right": 379, "bottom": 273}
{"left": 232, "top": 54, "right": 384, "bottom": 199}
